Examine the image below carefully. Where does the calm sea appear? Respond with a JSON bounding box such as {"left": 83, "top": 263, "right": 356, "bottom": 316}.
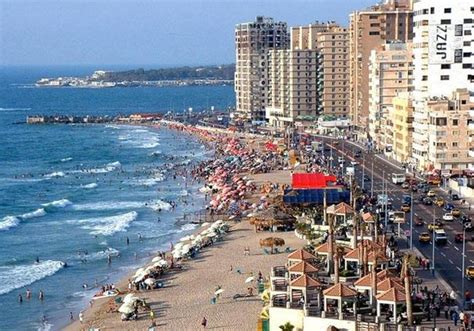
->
{"left": 0, "top": 66, "right": 235, "bottom": 330}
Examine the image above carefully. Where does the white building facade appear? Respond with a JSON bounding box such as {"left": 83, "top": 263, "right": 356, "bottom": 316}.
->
{"left": 411, "top": 0, "right": 474, "bottom": 171}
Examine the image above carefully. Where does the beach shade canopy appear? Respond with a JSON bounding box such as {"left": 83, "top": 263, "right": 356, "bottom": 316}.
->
{"left": 283, "top": 188, "right": 350, "bottom": 205}
{"left": 152, "top": 256, "right": 162, "bottom": 263}
{"left": 259, "top": 237, "right": 285, "bottom": 253}
{"left": 245, "top": 276, "right": 254, "bottom": 283}
{"left": 123, "top": 294, "right": 139, "bottom": 304}
{"left": 292, "top": 173, "right": 337, "bottom": 189}
{"left": 118, "top": 303, "right": 135, "bottom": 314}
{"left": 215, "top": 288, "right": 225, "bottom": 295}
{"left": 144, "top": 278, "right": 156, "bottom": 286}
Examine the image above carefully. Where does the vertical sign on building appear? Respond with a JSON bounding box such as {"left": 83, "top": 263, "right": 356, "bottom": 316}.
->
{"left": 429, "top": 23, "right": 463, "bottom": 64}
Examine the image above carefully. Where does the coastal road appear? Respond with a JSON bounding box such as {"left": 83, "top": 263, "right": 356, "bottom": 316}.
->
{"left": 318, "top": 136, "right": 474, "bottom": 298}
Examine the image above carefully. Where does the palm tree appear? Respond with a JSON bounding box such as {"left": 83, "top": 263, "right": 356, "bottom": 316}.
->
{"left": 402, "top": 255, "right": 414, "bottom": 326}
{"left": 279, "top": 322, "right": 295, "bottom": 331}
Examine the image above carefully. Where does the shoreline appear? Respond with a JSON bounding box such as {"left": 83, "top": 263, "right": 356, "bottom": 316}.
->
{"left": 64, "top": 122, "right": 303, "bottom": 330}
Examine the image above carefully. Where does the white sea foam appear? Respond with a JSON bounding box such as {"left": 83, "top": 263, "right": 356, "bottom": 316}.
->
{"left": 0, "top": 107, "right": 31, "bottom": 111}
{"left": 0, "top": 216, "right": 21, "bottom": 231}
{"left": 42, "top": 199, "right": 72, "bottom": 208}
{"left": 60, "top": 157, "right": 73, "bottom": 162}
{"left": 126, "top": 175, "right": 164, "bottom": 187}
{"left": 77, "top": 211, "right": 138, "bottom": 236}
{"left": 140, "top": 142, "right": 160, "bottom": 148}
{"left": 148, "top": 200, "right": 172, "bottom": 211}
{"left": 81, "top": 183, "right": 98, "bottom": 189}
{"left": 75, "top": 161, "right": 121, "bottom": 174}
{"left": 20, "top": 208, "right": 47, "bottom": 220}
{"left": 45, "top": 171, "right": 65, "bottom": 179}
{"left": 87, "top": 247, "right": 120, "bottom": 261}
{"left": 0, "top": 260, "right": 65, "bottom": 295}
{"left": 180, "top": 223, "right": 197, "bottom": 232}
{"left": 36, "top": 322, "right": 53, "bottom": 331}
{"left": 179, "top": 189, "right": 189, "bottom": 197}
{"left": 149, "top": 151, "right": 162, "bottom": 157}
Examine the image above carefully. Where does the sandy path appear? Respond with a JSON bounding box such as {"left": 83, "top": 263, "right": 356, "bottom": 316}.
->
{"left": 65, "top": 219, "right": 304, "bottom": 331}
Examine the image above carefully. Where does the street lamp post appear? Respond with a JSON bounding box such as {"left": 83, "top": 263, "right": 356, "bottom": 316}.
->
{"left": 370, "top": 161, "right": 374, "bottom": 198}
{"left": 462, "top": 226, "right": 466, "bottom": 308}
{"left": 362, "top": 154, "right": 365, "bottom": 191}
{"left": 410, "top": 190, "right": 414, "bottom": 250}
{"left": 383, "top": 172, "right": 388, "bottom": 228}
{"left": 431, "top": 205, "right": 436, "bottom": 276}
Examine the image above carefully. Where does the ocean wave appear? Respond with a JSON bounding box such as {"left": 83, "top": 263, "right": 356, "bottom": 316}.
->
{"left": 41, "top": 199, "right": 72, "bottom": 208}
{"left": 20, "top": 208, "right": 47, "bottom": 220}
{"left": 148, "top": 200, "right": 172, "bottom": 211}
{"left": 0, "top": 107, "right": 31, "bottom": 111}
{"left": 81, "top": 183, "right": 98, "bottom": 189}
{"left": 140, "top": 142, "right": 160, "bottom": 149}
{"left": 149, "top": 151, "right": 162, "bottom": 157}
{"left": 77, "top": 211, "right": 138, "bottom": 236}
{"left": 87, "top": 247, "right": 120, "bottom": 261}
{"left": 126, "top": 175, "right": 164, "bottom": 187}
{"left": 180, "top": 223, "right": 197, "bottom": 232}
{"left": 77, "top": 161, "right": 121, "bottom": 174}
{"left": 44, "top": 171, "right": 66, "bottom": 179}
{"left": 179, "top": 189, "right": 189, "bottom": 197}
{"left": 60, "top": 157, "right": 73, "bottom": 162}
{"left": 0, "top": 216, "right": 21, "bottom": 231}
{"left": 0, "top": 260, "right": 65, "bottom": 295}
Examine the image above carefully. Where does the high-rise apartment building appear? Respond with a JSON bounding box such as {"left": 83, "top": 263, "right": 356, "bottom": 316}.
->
{"left": 391, "top": 94, "right": 414, "bottom": 163}
{"left": 316, "top": 26, "right": 350, "bottom": 118}
{"left": 368, "top": 42, "right": 413, "bottom": 152}
{"left": 234, "top": 16, "right": 290, "bottom": 122}
{"left": 266, "top": 22, "right": 349, "bottom": 128}
{"left": 349, "top": 0, "right": 413, "bottom": 134}
{"left": 411, "top": 0, "right": 474, "bottom": 171}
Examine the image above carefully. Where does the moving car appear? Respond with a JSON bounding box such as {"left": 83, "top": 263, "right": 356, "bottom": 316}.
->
{"left": 392, "top": 174, "right": 406, "bottom": 185}
{"left": 427, "top": 190, "right": 436, "bottom": 197}
{"left": 350, "top": 161, "right": 359, "bottom": 166}
{"left": 418, "top": 232, "right": 431, "bottom": 243}
{"left": 464, "top": 222, "right": 474, "bottom": 232}
{"left": 460, "top": 215, "right": 472, "bottom": 224}
{"left": 422, "top": 197, "right": 433, "bottom": 205}
{"left": 451, "top": 193, "right": 460, "bottom": 201}
{"left": 401, "top": 204, "right": 411, "bottom": 212}
{"left": 428, "top": 221, "right": 443, "bottom": 232}
{"left": 411, "top": 185, "right": 418, "bottom": 192}
{"left": 338, "top": 156, "right": 344, "bottom": 163}
{"left": 455, "top": 233, "right": 464, "bottom": 243}
{"left": 435, "top": 197, "right": 445, "bottom": 207}
{"left": 434, "top": 229, "right": 448, "bottom": 245}
{"left": 466, "top": 266, "right": 474, "bottom": 280}
{"left": 363, "top": 174, "right": 370, "bottom": 182}
{"left": 444, "top": 203, "right": 454, "bottom": 212}
{"left": 401, "top": 182, "right": 410, "bottom": 189}
{"left": 442, "top": 213, "right": 454, "bottom": 221}
{"left": 452, "top": 209, "right": 461, "bottom": 217}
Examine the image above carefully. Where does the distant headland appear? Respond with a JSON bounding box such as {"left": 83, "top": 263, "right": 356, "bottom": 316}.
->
{"left": 35, "top": 64, "right": 235, "bottom": 88}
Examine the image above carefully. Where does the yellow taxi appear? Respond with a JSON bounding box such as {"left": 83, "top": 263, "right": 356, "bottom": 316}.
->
{"left": 452, "top": 209, "right": 461, "bottom": 217}
{"left": 401, "top": 204, "right": 411, "bottom": 212}
{"left": 418, "top": 232, "right": 431, "bottom": 243}
{"left": 427, "top": 190, "right": 436, "bottom": 198}
{"left": 435, "top": 197, "right": 445, "bottom": 207}
{"left": 428, "top": 222, "right": 443, "bottom": 232}
{"left": 466, "top": 266, "right": 474, "bottom": 280}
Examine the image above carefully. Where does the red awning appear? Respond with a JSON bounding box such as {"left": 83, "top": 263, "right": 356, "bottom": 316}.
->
{"left": 292, "top": 173, "right": 337, "bottom": 189}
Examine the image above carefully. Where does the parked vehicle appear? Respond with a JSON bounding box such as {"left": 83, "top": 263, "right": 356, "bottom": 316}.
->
{"left": 427, "top": 190, "right": 436, "bottom": 197}
{"left": 401, "top": 204, "right": 411, "bottom": 212}
{"left": 444, "top": 203, "right": 454, "bottom": 212}
{"left": 452, "top": 209, "right": 461, "bottom": 217}
{"left": 455, "top": 233, "right": 464, "bottom": 243}
{"left": 466, "top": 266, "right": 474, "bottom": 280}
{"left": 435, "top": 197, "right": 445, "bottom": 207}
{"left": 427, "top": 176, "right": 441, "bottom": 185}
{"left": 422, "top": 197, "right": 433, "bottom": 205}
{"left": 415, "top": 217, "right": 424, "bottom": 226}
{"left": 401, "top": 182, "right": 410, "bottom": 189}
{"left": 451, "top": 193, "right": 460, "bottom": 201}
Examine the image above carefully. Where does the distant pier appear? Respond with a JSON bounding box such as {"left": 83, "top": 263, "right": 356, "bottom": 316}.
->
{"left": 26, "top": 113, "right": 163, "bottom": 125}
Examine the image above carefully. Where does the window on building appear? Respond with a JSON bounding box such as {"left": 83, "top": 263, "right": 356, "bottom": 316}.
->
{"left": 453, "top": 119, "right": 459, "bottom": 126}
{"left": 440, "top": 75, "right": 450, "bottom": 81}
{"left": 465, "top": 30, "right": 472, "bottom": 36}
{"left": 441, "top": 64, "right": 451, "bottom": 69}
{"left": 440, "top": 19, "right": 451, "bottom": 24}
{"left": 422, "top": 75, "right": 428, "bottom": 81}
{"left": 369, "top": 31, "right": 380, "bottom": 35}
{"left": 444, "top": 8, "right": 451, "bottom": 13}
{"left": 453, "top": 142, "right": 458, "bottom": 147}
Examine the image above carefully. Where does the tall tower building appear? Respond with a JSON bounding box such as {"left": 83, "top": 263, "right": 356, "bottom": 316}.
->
{"left": 368, "top": 42, "right": 413, "bottom": 152}
{"left": 349, "top": 0, "right": 413, "bottom": 135}
{"left": 234, "top": 16, "right": 290, "bottom": 122}
{"left": 265, "top": 22, "right": 349, "bottom": 128}
{"left": 411, "top": 0, "right": 474, "bottom": 171}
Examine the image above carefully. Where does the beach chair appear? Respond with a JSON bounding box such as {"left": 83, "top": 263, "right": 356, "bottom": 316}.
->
{"left": 263, "top": 248, "right": 270, "bottom": 255}
{"left": 285, "top": 247, "right": 292, "bottom": 253}
{"left": 274, "top": 248, "right": 280, "bottom": 254}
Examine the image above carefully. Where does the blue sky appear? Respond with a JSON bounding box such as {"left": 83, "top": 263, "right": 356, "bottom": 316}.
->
{"left": 0, "top": 0, "right": 375, "bottom": 67}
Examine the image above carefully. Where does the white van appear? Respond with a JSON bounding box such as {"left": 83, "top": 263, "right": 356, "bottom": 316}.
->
{"left": 434, "top": 229, "right": 447, "bottom": 245}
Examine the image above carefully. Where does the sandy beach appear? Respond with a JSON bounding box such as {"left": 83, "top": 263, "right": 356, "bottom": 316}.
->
{"left": 65, "top": 124, "right": 304, "bottom": 331}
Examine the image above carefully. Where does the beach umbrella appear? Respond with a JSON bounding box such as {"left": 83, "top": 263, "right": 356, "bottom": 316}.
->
{"left": 144, "top": 278, "right": 156, "bottom": 286}
{"left": 259, "top": 237, "right": 285, "bottom": 254}
{"left": 157, "top": 260, "right": 168, "bottom": 267}
{"left": 152, "top": 256, "right": 162, "bottom": 263}
{"left": 134, "top": 268, "right": 145, "bottom": 278}
{"left": 118, "top": 303, "right": 135, "bottom": 314}
{"left": 245, "top": 276, "right": 254, "bottom": 283}
{"left": 214, "top": 288, "right": 224, "bottom": 296}
{"left": 123, "top": 294, "right": 139, "bottom": 304}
